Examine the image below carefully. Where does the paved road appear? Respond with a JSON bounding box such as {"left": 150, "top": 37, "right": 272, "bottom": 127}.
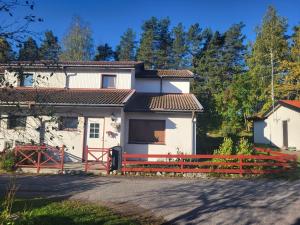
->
{"left": 0, "top": 174, "right": 300, "bottom": 225}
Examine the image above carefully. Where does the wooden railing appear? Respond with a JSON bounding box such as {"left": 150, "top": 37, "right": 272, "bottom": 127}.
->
{"left": 14, "top": 144, "right": 64, "bottom": 173}
{"left": 84, "top": 146, "right": 112, "bottom": 174}
{"left": 122, "top": 148, "right": 297, "bottom": 175}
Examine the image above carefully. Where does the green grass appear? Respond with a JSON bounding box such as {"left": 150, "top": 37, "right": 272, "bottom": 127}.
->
{"left": 0, "top": 198, "right": 139, "bottom": 225}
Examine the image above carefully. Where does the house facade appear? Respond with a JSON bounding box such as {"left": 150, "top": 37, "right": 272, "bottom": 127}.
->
{"left": 253, "top": 100, "right": 300, "bottom": 151}
{"left": 0, "top": 61, "right": 203, "bottom": 161}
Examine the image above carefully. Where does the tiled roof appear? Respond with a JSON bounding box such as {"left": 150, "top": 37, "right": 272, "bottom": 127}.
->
{"left": 279, "top": 100, "right": 300, "bottom": 109}
{"left": 136, "top": 69, "right": 194, "bottom": 79}
{"left": 0, "top": 88, "right": 134, "bottom": 106}
{"left": 124, "top": 93, "right": 203, "bottom": 112}
{"left": 0, "top": 60, "right": 142, "bottom": 69}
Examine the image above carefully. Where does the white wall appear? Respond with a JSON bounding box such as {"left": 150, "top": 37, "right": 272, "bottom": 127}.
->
{"left": 254, "top": 106, "right": 300, "bottom": 150}
{"left": 135, "top": 78, "right": 190, "bottom": 93}
{"left": 3, "top": 70, "right": 133, "bottom": 89}
{"left": 124, "top": 112, "right": 194, "bottom": 155}
{"left": 0, "top": 107, "right": 122, "bottom": 162}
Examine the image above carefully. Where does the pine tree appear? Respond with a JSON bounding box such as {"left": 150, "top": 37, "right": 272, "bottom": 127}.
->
{"left": 60, "top": 16, "right": 94, "bottom": 61}
{"left": 137, "top": 17, "right": 157, "bottom": 68}
{"left": 0, "top": 38, "right": 14, "bottom": 62}
{"left": 156, "top": 18, "right": 172, "bottom": 69}
{"left": 39, "top": 31, "right": 61, "bottom": 61}
{"left": 247, "top": 6, "right": 289, "bottom": 112}
{"left": 18, "top": 37, "right": 39, "bottom": 61}
{"left": 281, "top": 25, "right": 300, "bottom": 99}
{"left": 116, "top": 28, "right": 136, "bottom": 61}
{"left": 171, "top": 23, "right": 188, "bottom": 69}
{"left": 94, "top": 43, "right": 114, "bottom": 61}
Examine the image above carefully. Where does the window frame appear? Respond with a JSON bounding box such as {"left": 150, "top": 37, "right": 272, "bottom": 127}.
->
{"left": 58, "top": 117, "right": 78, "bottom": 131}
{"left": 89, "top": 122, "right": 100, "bottom": 138}
{"left": 19, "top": 73, "right": 34, "bottom": 87}
{"left": 101, "top": 74, "right": 116, "bottom": 89}
{"left": 7, "top": 115, "right": 27, "bottom": 130}
{"left": 128, "top": 119, "right": 166, "bottom": 145}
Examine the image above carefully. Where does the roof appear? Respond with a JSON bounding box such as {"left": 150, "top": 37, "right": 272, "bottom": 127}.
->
{"left": 279, "top": 100, "right": 300, "bottom": 109}
{"left": 136, "top": 69, "right": 194, "bottom": 79}
{"left": 124, "top": 93, "right": 203, "bottom": 112}
{"left": 0, "top": 60, "right": 143, "bottom": 71}
{"left": 262, "top": 100, "right": 300, "bottom": 118}
{"left": 0, "top": 88, "right": 134, "bottom": 106}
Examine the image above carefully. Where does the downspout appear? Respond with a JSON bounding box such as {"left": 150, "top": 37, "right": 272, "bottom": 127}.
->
{"left": 160, "top": 77, "right": 163, "bottom": 93}
{"left": 192, "top": 111, "right": 197, "bottom": 155}
{"left": 63, "top": 67, "right": 77, "bottom": 88}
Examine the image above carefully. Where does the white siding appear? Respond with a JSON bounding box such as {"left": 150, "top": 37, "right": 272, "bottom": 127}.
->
{"left": 162, "top": 80, "right": 190, "bottom": 93}
{"left": 254, "top": 106, "right": 300, "bottom": 150}
{"left": 124, "top": 112, "right": 194, "bottom": 155}
{"left": 135, "top": 79, "right": 161, "bottom": 92}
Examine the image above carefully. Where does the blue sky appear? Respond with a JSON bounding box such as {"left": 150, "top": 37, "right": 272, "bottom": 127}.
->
{"left": 5, "top": 0, "right": 300, "bottom": 48}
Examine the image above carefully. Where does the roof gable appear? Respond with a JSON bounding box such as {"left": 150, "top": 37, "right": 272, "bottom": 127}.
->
{"left": 263, "top": 100, "right": 300, "bottom": 117}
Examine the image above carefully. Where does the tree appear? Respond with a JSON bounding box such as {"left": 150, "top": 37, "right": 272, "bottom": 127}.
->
{"left": 39, "top": 31, "right": 61, "bottom": 61}
{"left": 0, "top": 38, "right": 14, "bottom": 62}
{"left": 280, "top": 25, "right": 300, "bottom": 99}
{"left": 137, "top": 17, "right": 172, "bottom": 69}
{"left": 116, "top": 28, "right": 136, "bottom": 61}
{"left": 137, "top": 17, "right": 157, "bottom": 68}
{"left": 94, "top": 43, "right": 114, "bottom": 61}
{"left": 18, "top": 37, "right": 39, "bottom": 61}
{"left": 247, "top": 6, "right": 289, "bottom": 113}
{"left": 171, "top": 23, "right": 188, "bottom": 69}
{"left": 60, "top": 16, "right": 94, "bottom": 61}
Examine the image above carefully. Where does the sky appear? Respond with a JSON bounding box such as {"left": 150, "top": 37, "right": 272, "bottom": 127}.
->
{"left": 2, "top": 0, "right": 300, "bottom": 48}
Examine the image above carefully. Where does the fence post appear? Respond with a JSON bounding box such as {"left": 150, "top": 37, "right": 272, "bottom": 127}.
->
{"left": 84, "top": 145, "right": 88, "bottom": 172}
{"left": 37, "top": 149, "right": 41, "bottom": 174}
{"left": 239, "top": 155, "right": 243, "bottom": 177}
{"left": 122, "top": 152, "right": 126, "bottom": 175}
{"left": 106, "top": 148, "right": 111, "bottom": 175}
{"left": 180, "top": 154, "right": 184, "bottom": 175}
{"left": 61, "top": 145, "right": 65, "bottom": 172}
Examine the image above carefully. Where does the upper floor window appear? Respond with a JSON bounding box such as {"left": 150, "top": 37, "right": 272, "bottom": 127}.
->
{"left": 102, "top": 75, "right": 116, "bottom": 88}
{"left": 8, "top": 115, "right": 27, "bottom": 129}
{"left": 20, "top": 73, "right": 33, "bottom": 87}
{"left": 58, "top": 117, "right": 78, "bottom": 131}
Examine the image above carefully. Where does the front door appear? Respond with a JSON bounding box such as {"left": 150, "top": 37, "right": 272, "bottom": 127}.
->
{"left": 86, "top": 118, "right": 104, "bottom": 149}
{"left": 282, "top": 120, "right": 288, "bottom": 149}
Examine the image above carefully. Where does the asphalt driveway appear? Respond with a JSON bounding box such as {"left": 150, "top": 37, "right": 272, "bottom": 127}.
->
{"left": 1, "top": 174, "right": 300, "bottom": 225}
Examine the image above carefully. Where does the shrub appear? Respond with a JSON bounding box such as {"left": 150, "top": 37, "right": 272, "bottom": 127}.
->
{"left": 236, "top": 138, "right": 254, "bottom": 155}
{"left": 213, "top": 137, "right": 234, "bottom": 155}
{"left": 0, "top": 151, "right": 16, "bottom": 171}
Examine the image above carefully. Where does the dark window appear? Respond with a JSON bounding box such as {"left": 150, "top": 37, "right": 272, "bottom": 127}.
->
{"left": 8, "top": 116, "right": 27, "bottom": 129}
{"left": 59, "top": 117, "right": 78, "bottom": 130}
{"left": 89, "top": 123, "right": 100, "bottom": 138}
{"left": 0, "top": 73, "right": 4, "bottom": 85}
{"left": 102, "top": 75, "right": 116, "bottom": 88}
{"left": 129, "top": 119, "right": 165, "bottom": 144}
{"left": 20, "top": 73, "right": 33, "bottom": 87}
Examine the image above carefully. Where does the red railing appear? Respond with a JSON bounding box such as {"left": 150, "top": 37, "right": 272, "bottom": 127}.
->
{"left": 14, "top": 145, "right": 64, "bottom": 174}
{"left": 122, "top": 148, "right": 297, "bottom": 175}
{"left": 84, "top": 146, "right": 112, "bottom": 174}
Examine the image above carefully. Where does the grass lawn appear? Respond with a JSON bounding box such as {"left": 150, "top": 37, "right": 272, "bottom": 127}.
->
{"left": 0, "top": 198, "right": 139, "bottom": 225}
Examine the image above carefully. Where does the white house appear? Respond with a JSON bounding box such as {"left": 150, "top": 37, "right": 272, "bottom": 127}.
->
{"left": 0, "top": 61, "right": 203, "bottom": 161}
{"left": 253, "top": 100, "right": 300, "bottom": 151}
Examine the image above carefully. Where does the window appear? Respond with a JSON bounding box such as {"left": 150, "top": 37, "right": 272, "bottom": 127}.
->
{"left": 89, "top": 123, "right": 100, "bottom": 138}
{"left": 129, "top": 119, "right": 165, "bottom": 144}
{"left": 58, "top": 117, "right": 78, "bottom": 130}
{"left": 20, "top": 73, "right": 33, "bottom": 87}
{"left": 102, "top": 75, "right": 116, "bottom": 88}
{"left": 0, "top": 73, "right": 4, "bottom": 86}
{"left": 8, "top": 115, "right": 27, "bottom": 129}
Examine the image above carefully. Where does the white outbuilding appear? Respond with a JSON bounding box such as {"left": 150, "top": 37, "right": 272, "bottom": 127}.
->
{"left": 253, "top": 100, "right": 300, "bottom": 151}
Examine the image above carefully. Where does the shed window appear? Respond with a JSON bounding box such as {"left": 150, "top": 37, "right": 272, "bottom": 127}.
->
{"left": 8, "top": 116, "right": 27, "bottom": 129}
{"left": 129, "top": 119, "right": 165, "bottom": 144}
{"left": 59, "top": 117, "right": 78, "bottom": 130}
{"left": 102, "top": 75, "right": 116, "bottom": 88}
{"left": 20, "top": 73, "right": 33, "bottom": 87}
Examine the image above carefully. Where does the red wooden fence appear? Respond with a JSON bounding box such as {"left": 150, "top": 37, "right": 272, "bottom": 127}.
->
{"left": 122, "top": 148, "right": 297, "bottom": 175}
{"left": 84, "top": 146, "right": 111, "bottom": 174}
{"left": 14, "top": 145, "right": 64, "bottom": 173}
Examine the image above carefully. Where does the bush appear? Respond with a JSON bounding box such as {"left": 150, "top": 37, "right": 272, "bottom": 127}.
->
{"left": 236, "top": 138, "right": 254, "bottom": 155}
{"left": 213, "top": 137, "right": 234, "bottom": 155}
{"left": 0, "top": 151, "right": 16, "bottom": 171}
